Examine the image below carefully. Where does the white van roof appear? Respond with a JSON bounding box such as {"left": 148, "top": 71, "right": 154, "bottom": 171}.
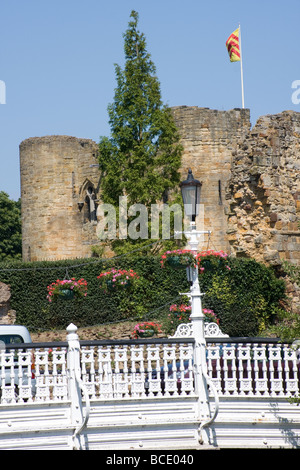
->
{"left": 0, "top": 325, "right": 32, "bottom": 343}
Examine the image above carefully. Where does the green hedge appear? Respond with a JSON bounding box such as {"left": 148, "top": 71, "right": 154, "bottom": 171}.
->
{"left": 200, "top": 257, "right": 286, "bottom": 336}
{"left": 0, "top": 256, "right": 189, "bottom": 331}
{"left": 0, "top": 255, "right": 286, "bottom": 336}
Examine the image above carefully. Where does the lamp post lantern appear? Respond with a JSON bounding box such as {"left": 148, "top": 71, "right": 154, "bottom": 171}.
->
{"left": 179, "top": 168, "right": 202, "bottom": 223}
{"left": 179, "top": 168, "right": 210, "bottom": 251}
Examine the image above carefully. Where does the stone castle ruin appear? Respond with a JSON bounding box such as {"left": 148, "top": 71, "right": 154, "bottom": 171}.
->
{"left": 20, "top": 136, "right": 100, "bottom": 261}
{"left": 19, "top": 106, "right": 300, "bottom": 273}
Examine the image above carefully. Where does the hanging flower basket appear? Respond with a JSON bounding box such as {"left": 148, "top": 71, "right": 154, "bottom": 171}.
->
{"left": 169, "top": 304, "right": 192, "bottom": 320}
{"left": 47, "top": 278, "right": 88, "bottom": 303}
{"left": 195, "top": 250, "right": 230, "bottom": 273}
{"left": 105, "top": 278, "right": 131, "bottom": 291}
{"left": 203, "top": 308, "right": 219, "bottom": 324}
{"left": 160, "top": 249, "right": 196, "bottom": 269}
{"left": 60, "top": 289, "right": 75, "bottom": 300}
{"left": 138, "top": 329, "right": 155, "bottom": 338}
{"left": 131, "top": 322, "right": 161, "bottom": 339}
{"left": 163, "top": 304, "right": 191, "bottom": 336}
{"left": 98, "top": 268, "right": 139, "bottom": 292}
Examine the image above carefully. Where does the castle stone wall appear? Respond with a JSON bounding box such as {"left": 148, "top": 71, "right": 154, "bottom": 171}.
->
{"left": 20, "top": 135, "right": 100, "bottom": 261}
{"left": 226, "top": 110, "right": 300, "bottom": 267}
{"left": 171, "top": 106, "right": 251, "bottom": 252}
{"left": 226, "top": 110, "right": 300, "bottom": 310}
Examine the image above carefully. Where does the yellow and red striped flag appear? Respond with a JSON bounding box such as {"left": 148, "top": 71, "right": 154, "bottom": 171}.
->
{"left": 226, "top": 27, "right": 240, "bottom": 62}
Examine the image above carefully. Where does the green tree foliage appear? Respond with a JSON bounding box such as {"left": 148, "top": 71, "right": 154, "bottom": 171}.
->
{"left": 98, "top": 11, "right": 183, "bottom": 252}
{"left": 0, "top": 191, "right": 22, "bottom": 261}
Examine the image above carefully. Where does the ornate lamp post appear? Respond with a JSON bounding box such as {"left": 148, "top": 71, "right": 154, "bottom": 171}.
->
{"left": 179, "top": 168, "right": 218, "bottom": 443}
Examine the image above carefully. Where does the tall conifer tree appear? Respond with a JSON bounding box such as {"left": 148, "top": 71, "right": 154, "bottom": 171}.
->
{"left": 99, "top": 10, "right": 183, "bottom": 209}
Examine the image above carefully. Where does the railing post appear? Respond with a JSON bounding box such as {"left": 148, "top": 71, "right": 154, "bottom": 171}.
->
{"left": 67, "top": 323, "right": 88, "bottom": 450}
{"left": 189, "top": 265, "right": 212, "bottom": 443}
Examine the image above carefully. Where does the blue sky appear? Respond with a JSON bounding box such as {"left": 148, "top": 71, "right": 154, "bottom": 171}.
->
{"left": 0, "top": 0, "right": 299, "bottom": 201}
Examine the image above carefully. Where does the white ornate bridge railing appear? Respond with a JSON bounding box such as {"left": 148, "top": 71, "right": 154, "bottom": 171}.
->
{"left": 0, "top": 326, "right": 299, "bottom": 405}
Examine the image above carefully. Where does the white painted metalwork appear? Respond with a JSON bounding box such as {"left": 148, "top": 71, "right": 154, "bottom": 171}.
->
{"left": 205, "top": 340, "right": 300, "bottom": 398}
{"left": 172, "top": 321, "right": 229, "bottom": 339}
{"left": 75, "top": 336, "right": 300, "bottom": 402}
{"left": 78, "top": 339, "right": 196, "bottom": 400}
{"left": 67, "top": 323, "right": 90, "bottom": 450}
{"left": 0, "top": 328, "right": 299, "bottom": 450}
{"left": 34, "top": 346, "right": 68, "bottom": 402}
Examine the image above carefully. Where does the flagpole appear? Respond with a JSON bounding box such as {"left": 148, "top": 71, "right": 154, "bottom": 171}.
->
{"left": 239, "top": 24, "right": 245, "bottom": 108}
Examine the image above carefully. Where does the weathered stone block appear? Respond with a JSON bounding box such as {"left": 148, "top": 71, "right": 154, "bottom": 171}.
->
{"left": 0, "top": 282, "right": 10, "bottom": 316}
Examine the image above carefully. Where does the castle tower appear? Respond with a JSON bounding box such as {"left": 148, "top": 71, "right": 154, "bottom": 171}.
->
{"left": 20, "top": 135, "right": 101, "bottom": 261}
{"left": 171, "top": 106, "right": 251, "bottom": 253}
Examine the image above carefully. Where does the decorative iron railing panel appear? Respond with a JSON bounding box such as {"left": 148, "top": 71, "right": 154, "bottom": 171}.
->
{"left": 0, "top": 342, "right": 69, "bottom": 404}
{"left": 0, "top": 337, "right": 299, "bottom": 405}
{"left": 79, "top": 339, "right": 196, "bottom": 400}
{"left": 206, "top": 339, "right": 300, "bottom": 398}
